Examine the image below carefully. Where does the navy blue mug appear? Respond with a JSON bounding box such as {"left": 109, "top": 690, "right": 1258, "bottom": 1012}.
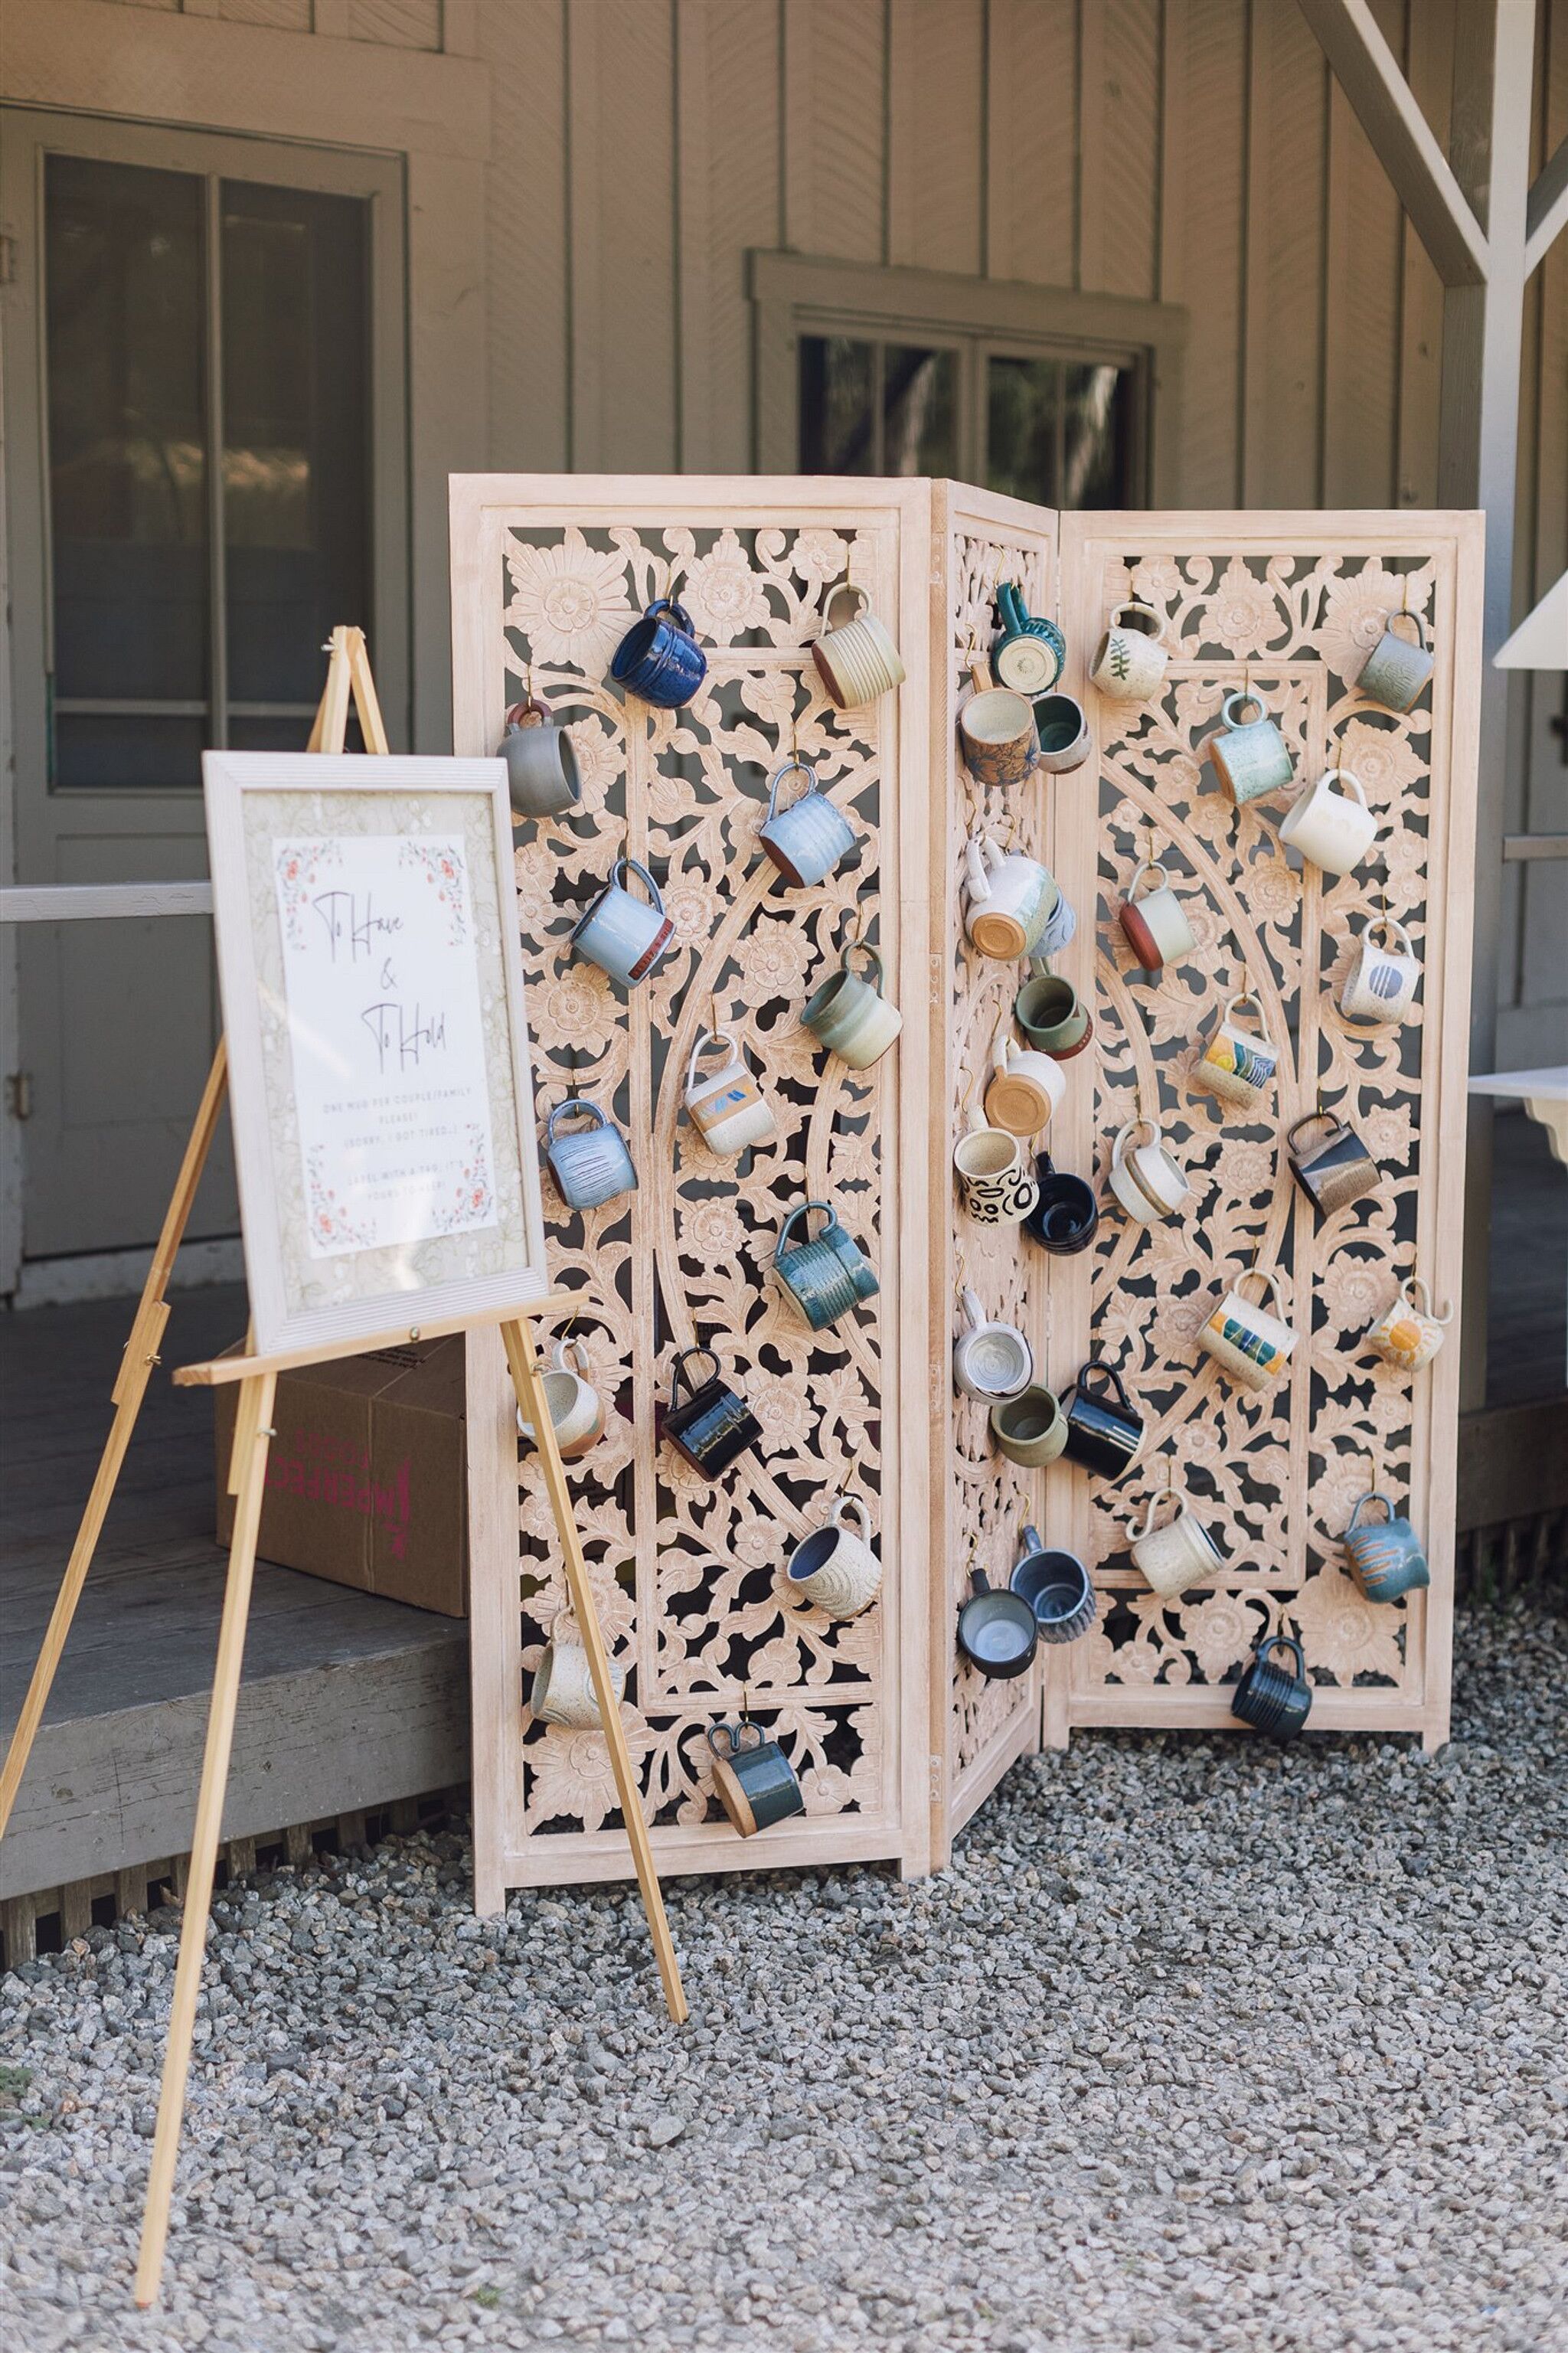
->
{"left": 609, "top": 598, "right": 707, "bottom": 708}
{"left": 1231, "top": 1632, "right": 1313, "bottom": 1739}
{"left": 1022, "top": 1155, "right": 1098, "bottom": 1254}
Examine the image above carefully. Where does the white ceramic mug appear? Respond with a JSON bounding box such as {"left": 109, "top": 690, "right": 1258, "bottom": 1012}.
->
{"left": 1197, "top": 1267, "right": 1297, "bottom": 1391}
{"left": 530, "top": 1639, "right": 626, "bottom": 1729}
{"left": 784, "top": 1495, "right": 883, "bottom": 1617}
{"left": 518, "top": 1338, "right": 605, "bottom": 1459}
{"left": 952, "top": 1286, "right": 1035, "bottom": 1401}
{"left": 1089, "top": 600, "right": 1168, "bottom": 702}
{"left": 962, "top": 834, "right": 1057, "bottom": 961}
{"left": 1118, "top": 859, "right": 1195, "bottom": 972}
{"left": 684, "top": 1028, "right": 777, "bottom": 1155}
{"left": 1365, "top": 1275, "right": 1452, "bottom": 1372}
{"left": 984, "top": 1030, "right": 1067, "bottom": 1137}
{"left": 1107, "top": 1118, "right": 1190, "bottom": 1226}
{"left": 1130, "top": 1485, "right": 1223, "bottom": 1596}
{"left": 1279, "top": 766, "right": 1378, "bottom": 876}
{"left": 1339, "top": 914, "right": 1420, "bottom": 1026}
{"left": 1191, "top": 990, "right": 1279, "bottom": 1111}
{"left": 952, "top": 1110, "right": 1040, "bottom": 1226}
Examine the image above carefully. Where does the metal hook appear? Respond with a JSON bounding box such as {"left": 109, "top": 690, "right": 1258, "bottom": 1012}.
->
{"left": 527, "top": 660, "right": 534, "bottom": 703}
{"left": 741, "top": 1684, "right": 750, "bottom": 1725}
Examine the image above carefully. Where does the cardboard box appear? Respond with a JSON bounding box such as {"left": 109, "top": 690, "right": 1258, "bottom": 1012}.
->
{"left": 215, "top": 1335, "right": 469, "bottom": 1616}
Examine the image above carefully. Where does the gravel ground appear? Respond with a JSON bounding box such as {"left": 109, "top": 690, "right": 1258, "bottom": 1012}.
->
{"left": 2, "top": 1600, "right": 1565, "bottom": 2353}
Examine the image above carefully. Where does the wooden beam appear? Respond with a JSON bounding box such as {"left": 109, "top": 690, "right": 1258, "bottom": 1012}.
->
{"left": 1525, "top": 129, "right": 1568, "bottom": 277}
{"left": 1295, "top": 0, "right": 1489, "bottom": 285}
{"left": 0, "top": 883, "right": 214, "bottom": 923}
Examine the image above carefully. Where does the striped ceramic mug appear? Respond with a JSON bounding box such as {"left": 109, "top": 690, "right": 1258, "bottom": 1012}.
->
{"left": 1197, "top": 1266, "right": 1296, "bottom": 1391}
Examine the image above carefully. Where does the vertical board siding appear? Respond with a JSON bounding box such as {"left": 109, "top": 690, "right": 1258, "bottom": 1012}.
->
{"left": 1322, "top": 0, "right": 1403, "bottom": 507}
{"left": 1079, "top": 0, "right": 1161, "bottom": 302}
{"left": 484, "top": 0, "right": 569, "bottom": 470}
{"left": 985, "top": 0, "right": 1077, "bottom": 287}
{"left": 1395, "top": 0, "right": 1453, "bottom": 508}
{"left": 786, "top": 0, "right": 886, "bottom": 265}
{"left": 887, "top": 0, "right": 985, "bottom": 276}
{"left": 677, "top": 0, "right": 780, "bottom": 472}
{"left": 1243, "top": 1, "right": 1329, "bottom": 506}
{"left": 1158, "top": 0, "right": 1248, "bottom": 504}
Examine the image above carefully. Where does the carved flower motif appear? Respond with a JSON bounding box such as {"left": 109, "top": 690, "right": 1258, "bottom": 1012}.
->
{"left": 748, "top": 1374, "right": 814, "bottom": 1450}
{"left": 1243, "top": 855, "right": 1302, "bottom": 923}
{"left": 804, "top": 1763, "right": 855, "bottom": 1815}
{"left": 534, "top": 967, "right": 619, "bottom": 1061}
{"left": 1315, "top": 564, "right": 1411, "bottom": 681}
{"left": 680, "top": 529, "right": 771, "bottom": 644}
{"left": 513, "top": 840, "right": 560, "bottom": 933}
{"left": 505, "top": 531, "right": 634, "bottom": 674}
{"left": 1130, "top": 556, "right": 1185, "bottom": 616}
{"left": 680, "top": 1195, "right": 749, "bottom": 1264}
{"left": 733, "top": 915, "right": 817, "bottom": 1008}
{"left": 1322, "top": 1259, "right": 1390, "bottom": 1329}
{"left": 792, "top": 529, "right": 850, "bottom": 585}
{"left": 659, "top": 875, "right": 719, "bottom": 949}
{"left": 1358, "top": 1100, "right": 1414, "bottom": 1166}
{"left": 1292, "top": 1564, "right": 1405, "bottom": 1681}
{"left": 1334, "top": 718, "right": 1424, "bottom": 807}
{"left": 1181, "top": 1590, "right": 1268, "bottom": 1680}
{"left": 1207, "top": 557, "right": 1289, "bottom": 658}
{"left": 524, "top": 1713, "right": 652, "bottom": 1834}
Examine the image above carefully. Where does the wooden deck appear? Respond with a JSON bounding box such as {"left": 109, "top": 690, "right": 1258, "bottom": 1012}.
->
{"left": 0, "top": 1283, "right": 468, "bottom": 1903}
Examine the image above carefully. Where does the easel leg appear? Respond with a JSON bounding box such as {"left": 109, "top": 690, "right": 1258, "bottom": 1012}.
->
{"left": 134, "top": 1371, "right": 276, "bottom": 2308}
{"left": 500, "top": 1319, "right": 688, "bottom": 2026}
{"left": 0, "top": 1041, "right": 229, "bottom": 1842}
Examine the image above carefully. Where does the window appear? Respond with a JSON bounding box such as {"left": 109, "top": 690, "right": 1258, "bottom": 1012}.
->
{"left": 44, "top": 155, "right": 373, "bottom": 789}
{"left": 756, "top": 254, "right": 1184, "bottom": 504}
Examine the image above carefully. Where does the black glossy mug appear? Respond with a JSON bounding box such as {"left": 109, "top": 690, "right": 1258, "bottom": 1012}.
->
{"left": 707, "top": 1721, "right": 805, "bottom": 1836}
{"left": 1060, "top": 1360, "right": 1144, "bottom": 1479}
{"left": 1230, "top": 1632, "right": 1313, "bottom": 1739}
{"left": 659, "top": 1348, "right": 762, "bottom": 1481}
{"left": 1022, "top": 1155, "right": 1099, "bottom": 1254}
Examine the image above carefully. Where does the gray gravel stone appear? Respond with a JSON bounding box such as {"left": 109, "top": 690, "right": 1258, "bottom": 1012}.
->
{"left": 1, "top": 1600, "right": 1565, "bottom": 2351}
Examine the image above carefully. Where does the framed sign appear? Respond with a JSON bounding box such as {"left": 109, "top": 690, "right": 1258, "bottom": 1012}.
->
{"left": 204, "top": 750, "right": 549, "bottom": 1356}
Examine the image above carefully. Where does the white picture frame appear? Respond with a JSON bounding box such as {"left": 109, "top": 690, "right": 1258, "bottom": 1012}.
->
{"left": 203, "top": 750, "right": 549, "bottom": 1358}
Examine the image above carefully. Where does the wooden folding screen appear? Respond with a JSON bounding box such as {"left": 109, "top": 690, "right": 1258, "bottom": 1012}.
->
{"left": 451, "top": 479, "right": 1479, "bottom": 1900}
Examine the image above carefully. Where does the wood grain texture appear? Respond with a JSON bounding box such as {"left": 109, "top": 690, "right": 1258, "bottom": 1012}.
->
{"left": 1080, "top": 0, "right": 1161, "bottom": 301}
{"left": 985, "top": 0, "right": 1077, "bottom": 287}
{"left": 347, "top": 0, "right": 441, "bottom": 44}
{"left": 887, "top": 0, "right": 984, "bottom": 276}
{"left": 1158, "top": 0, "right": 1248, "bottom": 505}
{"left": 1243, "top": 2, "right": 1330, "bottom": 507}
{"left": 1395, "top": 0, "right": 1453, "bottom": 508}
{"left": 482, "top": 0, "right": 569, "bottom": 470}
{"left": 801, "top": 0, "right": 886, "bottom": 263}
{"left": 676, "top": 0, "right": 779, "bottom": 472}
{"left": 1323, "top": 0, "right": 1405, "bottom": 507}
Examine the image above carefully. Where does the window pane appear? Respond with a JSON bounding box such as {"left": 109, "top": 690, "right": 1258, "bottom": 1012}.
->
{"left": 986, "top": 356, "right": 1058, "bottom": 505}
{"left": 883, "top": 346, "right": 956, "bottom": 476}
{"left": 799, "top": 335, "right": 877, "bottom": 473}
{"left": 45, "top": 155, "right": 207, "bottom": 717}
{"left": 223, "top": 181, "right": 370, "bottom": 704}
{"left": 54, "top": 715, "right": 207, "bottom": 793}
{"left": 1063, "top": 361, "right": 1135, "bottom": 508}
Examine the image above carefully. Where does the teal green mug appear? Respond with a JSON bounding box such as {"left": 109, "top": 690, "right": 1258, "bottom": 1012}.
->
{"left": 1344, "top": 1492, "right": 1429, "bottom": 1603}
{"left": 773, "top": 1200, "right": 878, "bottom": 1331}
{"left": 992, "top": 580, "right": 1065, "bottom": 695}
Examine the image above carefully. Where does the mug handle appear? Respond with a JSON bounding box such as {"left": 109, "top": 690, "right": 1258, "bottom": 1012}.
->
{"left": 1367, "top": 912, "right": 1415, "bottom": 957}
{"left": 1387, "top": 608, "right": 1426, "bottom": 651}
{"left": 707, "top": 1720, "right": 762, "bottom": 1761}
{"left": 1320, "top": 766, "right": 1369, "bottom": 809}
{"left": 841, "top": 938, "right": 885, "bottom": 991}
{"left": 547, "top": 1096, "right": 606, "bottom": 1142}
{"left": 1257, "top": 1632, "right": 1306, "bottom": 1678}
{"left": 505, "top": 698, "right": 550, "bottom": 730}
{"left": 1080, "top": 1357, "right": 1131, "bottom": 1409}
{"left": 1237, "top": 1264, "right": 1282, "bottom": 1312}
{"left": 685, "top": 1027, "right": 737, "bottom": 1096}
{"left": 824, "top": 581, "right": 868, "bottom": 629}
{"left": 831, "top": 1495, "right": 872, "bottom": 1541}
{"left": 1220, "top": 688, "right": 1266, "bottom": 727}
{"left": 765, "top": 757, "right": 818, "bottom": 819}
{"left": 1126, "top": 858, "right": 1167, "bottom": 902}
{"left": 1347, "top": 1489, "right": 1394, "bottom": 1533}
{"left": 615, "top": 855, "right": 665, "bottom": 910}
{"left": 996, "top": 580, "right": 1024, "bottom": 635}
{"left": 776, "top": 1199, "right": 831, "bottom": 1258}
{"left": 1137, "top": 1482, "right": 1183, "bottom": 1538}
{"left": 1111, "top": 1116, "right": 1159, "bottom": 1165}
{"left": 964, "top": 838, "right": 991, "bottom": 900}
{"left": 1112, "top": 599, "right": 1166, "bottom": 644}
{"left": 646, "top": 596, "right": 695, "bottom": 632}
{"left": 669, "top": 1345, "right": 719, "bottom": 1405}
{"left": 1400, "top": 1273, "right": 1430, "bottom": 1316}
{"left": 957, "top": 1286, "right": 985, "bottom": 1335}
{"left": 1285, "top": 1110, "right": 1336, "bottom": 1154}
{"left": 1223, "top": 988, "right": 1267, "bottom": 1033}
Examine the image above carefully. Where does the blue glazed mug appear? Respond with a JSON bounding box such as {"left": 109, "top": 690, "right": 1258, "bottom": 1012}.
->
{"left": 759, "top": 757, "right": 858, "bottom": 888}
{"left": 1010, "top": 1527, "right": 1097, "bottom": 1645}
{"left": 993, "top": 580, "right": 1065, "bottom": 696}
{"left": 773, "top": 1200, "right": 879, "bottom": 1331}
{"left": 609, "top": 597, "right": 707, "bottom": 708}
{"left": 1344, "top": 1492, "right": 1430, "bottom": 1603}
{"left": 545, "top": 1099, "right": 638, "bottom": 1211}
{"left": 570, "top": 857, "right": 675, "bottom": 989}
{"left": 1207, "top": 691, "right": 1294, "bottom": 805}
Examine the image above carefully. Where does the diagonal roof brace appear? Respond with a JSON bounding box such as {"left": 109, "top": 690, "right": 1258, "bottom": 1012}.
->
{"left": 1525, "top": 132, "right": 1568, "bottom": 279}
{"left": 1295, "top": 0, "right": 1490, "bottom": 286}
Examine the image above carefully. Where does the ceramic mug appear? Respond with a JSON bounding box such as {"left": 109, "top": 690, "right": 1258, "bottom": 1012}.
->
{"left": 1343, "top": 1492, "right": 1430, "bottom": 1603}
{"left": 988, "top": 1386, "right": 1068, "bottom": 1468}
{"left": 1365, "top": 1275, "right": 1452, "bottom": 1373}
{"left": 1207, "top": 691, "right": 1294, "bottom": 805}
{"left": 1357, "top": 609, "right": 1433, "bottom": 712}
{"left": 952, "top": 1287, "right": 1034, "bottom": 1402}
{"left": 609, "top": 597, "right": 707, "bottom": 708}
{"left": 1060, "top": 1360, "right": 1145, "bottom": 1479}
{"left": 1089, "top": 600, "right": 1168, "bottom": 703}
{"left": 1011, "top": 1527, "right": 1096, "bottom": 1643}
{"left": 1014, "top": 967, "right": 1093, "bottom": 1060}
{"left": 530, "top": 1639, "right": 626, "bottom": 1730}
{"left": 546, "top": 1099, "right": 638, "bottom": 1211}
{"left": 1022, "top": 1155, "right": 1099, "bottom": 1253}
{"left": 661, "top": 1348, "right": 763, "bottom": 1480}
{"left": 1198, "top": 1266, "right": 1297, "bottom": 1391}
{"left": 773, "top": 1200, "right": 879, "bottom": 1330}
{"left": 785, "top": 1495, "right": 882, "bottom": 1619}
{"left": 1339, "top": 914, "right": 1420, "bottom": 1026}
{"left": 682, "top": 1029, "right": 776, "bottom": 1156}
{"left": 1031, "top": 691, "right": 1093, "bottom": 773}
{"left": 517, "top": 1336, "right": 606, "bottom": 1460}
{"left": 1035, "top": 887, "right": 1077, "bottom": 959}
{"left": 799, "top": 940, "right": 903, "bottom": 1068}
{"left": 758, "top": 757, "right": 857, "bottom": 887}
{"left": 1108, "top": 1118, "right": 1191, "bottom": 1226}
{"left": 963, "top": 834, "right": 1057, "bottom": 960}
{"left": 952, "top": 1112, "right": 1040, "bottom": 1226}
{"left": 1118, "top": 860, "right": 1195, "bottom": 972}
{"left": 959, "top": 659, "right": 1039, "bottom": 788}
{"left": 812, "top": 582, "right": 906, "bottom": 711}
{"left": 956, "top": 1567, "right": 1038, "bottom": 1679}
{"left": 1192, "top": 990, "right": 1279, "bottom": 1111}
{"left": 985, "top": 1031, "right": 1067, "bottom": 1138}
{"left": 570, "top": 856, "right": 675, "bottom": 988}
{"left": 707, "top": 1721, "right": 806, "bottom": 1836}
{"left": 1279, "top": 766, "right": 1378, "bottom": 876}
{"left": 993, "top": 580, "right": 1065, "bottom": 695}
{"left": 1231, "top": 1632, "right": 1313, "bottom": 1738}
{"left": 500, "top": 698, "right": 581, "bottom": 819}
{"left": 1130, "top": 1485, "right": 1223, "bottom": 1597}
{"left": 1287, "top": 1112, "right": 1380, "bottom": 1217}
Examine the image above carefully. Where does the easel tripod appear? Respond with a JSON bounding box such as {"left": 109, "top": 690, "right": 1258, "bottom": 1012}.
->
{"left": 0, "top": 629, "right": 688, "bottom": 2308}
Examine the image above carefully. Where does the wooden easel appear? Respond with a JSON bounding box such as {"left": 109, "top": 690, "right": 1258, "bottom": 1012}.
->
{"left": 0, "top": 629, "right": 687, "bottom": 2311}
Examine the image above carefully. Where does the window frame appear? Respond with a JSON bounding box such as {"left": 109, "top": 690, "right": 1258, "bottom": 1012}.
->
{"left": 750, "top": 252, "right": 1187, "bottom": 504}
